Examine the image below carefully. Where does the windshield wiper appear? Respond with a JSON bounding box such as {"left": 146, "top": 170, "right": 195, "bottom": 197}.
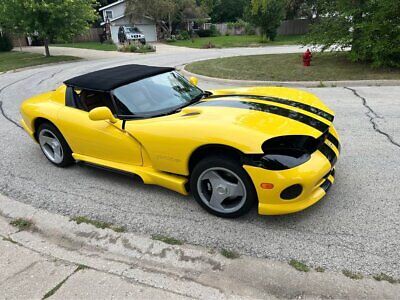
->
{"left": 190, "top": 90, "right": 212, "bottom": 104}
{"left": 152, "top": 91, "right": 213, "bottom": 118}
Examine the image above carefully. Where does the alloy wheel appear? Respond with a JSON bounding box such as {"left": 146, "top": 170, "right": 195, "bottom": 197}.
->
{"left": 38, "top": 129, "right": 64, "bottom": 164}
{"left": 197, "top": 167, "right": 247, "bottom": 214}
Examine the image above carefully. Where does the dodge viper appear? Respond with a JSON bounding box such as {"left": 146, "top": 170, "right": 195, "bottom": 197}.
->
{"left": 20, "top": 64, "right": 340, "bottom": 218}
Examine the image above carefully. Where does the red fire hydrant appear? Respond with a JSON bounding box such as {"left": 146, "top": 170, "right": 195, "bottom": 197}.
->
{"left": 303, "top": 49, "right": 312, "bottom": 67}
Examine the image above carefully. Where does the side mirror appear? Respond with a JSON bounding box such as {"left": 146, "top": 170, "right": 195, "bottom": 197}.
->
{"left": 189, "top": 76, "right": 198, "bottom": 86}
{"left": 89, "top": 107, "right": 117, "bottom": 123}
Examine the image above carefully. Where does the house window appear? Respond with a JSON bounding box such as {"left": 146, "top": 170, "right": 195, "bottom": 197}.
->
{"left": 105, "top": 10, "right": 113, "bottom": 20}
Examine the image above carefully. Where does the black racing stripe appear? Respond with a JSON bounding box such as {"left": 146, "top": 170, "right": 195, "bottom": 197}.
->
{"left": 320, "top": 179, "right": 332, "bottom": 192}
{"left": 319, "top": 143, "right": 337, "bottom": 166}
{"left": 207, "top": 94, "right": 334, "bottom": 122}
{"left": 327, "top": 133, "right": 340, "bottom": 152}
{"left": 196, "top": 100, "right": 330, "bottom": 132}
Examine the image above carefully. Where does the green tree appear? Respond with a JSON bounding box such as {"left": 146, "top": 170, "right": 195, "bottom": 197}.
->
{"left": 248, "top": 0, "right": 285, "bottom": 41}
{"left": 284, "top": 0, "right": 304, "bottom": 20}
{"left": 126, "top": 0, "right": 206, "bottom": 38}
{"left": 200, "top": 0, "right": 250, "bottom": 22}
{"left": 284, "top": 0, "right": 320, "bottom": 21}
{"left": 304, "top": 0, "right": 400, "bottom": 67}
{"left": 0, "top": 0, "right": 98, "bottom": 57}
{"left": 0, "top": 0, "right": 31, "bottom": 50}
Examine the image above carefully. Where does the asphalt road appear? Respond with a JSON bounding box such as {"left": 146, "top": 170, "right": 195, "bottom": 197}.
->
{"left": 1, "top": 48, "right": 399, "bottom": 278}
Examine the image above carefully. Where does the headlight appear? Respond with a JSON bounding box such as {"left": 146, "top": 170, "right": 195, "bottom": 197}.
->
{"left": 261, "top": 149, "right": 310, "bottom": 170}
{"left": 260, "top": 135, "right": 318, "bottom": 170}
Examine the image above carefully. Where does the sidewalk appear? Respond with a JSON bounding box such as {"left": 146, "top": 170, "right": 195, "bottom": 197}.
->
{"left": 1, "top": 194, "right": 399, "bottom": 299}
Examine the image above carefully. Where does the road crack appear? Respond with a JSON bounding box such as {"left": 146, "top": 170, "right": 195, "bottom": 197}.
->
{"left": 0, "top": 73, "right": 41, "bottom": 130}
{"left": 37, "top": 68, "right": 64, "bottom": 85}
{"left": 344, "top": 87, "right": 400, "bottom": 148}
{"left": 0, "top": 101, "right": 23, "bottom": 129}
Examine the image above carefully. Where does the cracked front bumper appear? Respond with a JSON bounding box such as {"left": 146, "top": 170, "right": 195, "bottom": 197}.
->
{"left": 245, "top": 128, "right": 340, "bottom": 216}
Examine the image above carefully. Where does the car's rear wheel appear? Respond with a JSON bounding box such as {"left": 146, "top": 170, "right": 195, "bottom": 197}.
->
{"left": 190, "top": 156, "right": 256, "bottom": 218}
{"left": 37, "top": 123, "right": 74, "bottom": 167}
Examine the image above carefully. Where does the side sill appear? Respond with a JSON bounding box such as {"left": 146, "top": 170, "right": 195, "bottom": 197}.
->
{"left": 72, "top": 153, "right": 189, "bottom": 195}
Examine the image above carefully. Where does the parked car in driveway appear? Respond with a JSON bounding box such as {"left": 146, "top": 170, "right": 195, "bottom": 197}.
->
{"left": 118, "top": 26, "right": 146, "bottom": 44}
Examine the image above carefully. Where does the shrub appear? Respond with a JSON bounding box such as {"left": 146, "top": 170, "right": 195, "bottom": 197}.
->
{"left": 249, "top": 0, "right": 285, "bottom": 41}
{"left": 245, "top": 23, "right": 256, "bottom": 35}
{"left": 178, "top": 31, "right": 190, "bottom": 40}
{"left": 165, "top": 36, "right": 177, "bottom": 43}
{"left": 118, "top": 43, "right": 156, "bottom": 53}
{"left": 197, "top": 29, "right": 212, "bottom": 38}
{"left": 0, "top": 34, "right": 13, "bottom": 52}
{"left": 198, "top": 25, "right": 219, "bottom": 38}
{"left": 209, "top": 24, "right": 219, "bottom": 36}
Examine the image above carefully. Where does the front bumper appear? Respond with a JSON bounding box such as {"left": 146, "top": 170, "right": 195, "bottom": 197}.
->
{"left": 245, "top": 128, "right": 340, "bottom": 215}
{"left": 127, "top": 38, "right": 146, "bottom": 44}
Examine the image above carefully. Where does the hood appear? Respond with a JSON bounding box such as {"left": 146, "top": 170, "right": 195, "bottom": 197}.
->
{"left": 209, "top": 86, "right": 334, "bottom": 117}
{"left": 178, "top": 90, "right": 333, "bottom": 153}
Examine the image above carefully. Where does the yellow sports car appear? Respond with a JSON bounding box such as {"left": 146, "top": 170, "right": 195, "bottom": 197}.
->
{"left": 20, "top": 64, "right": 340, "bottom": 218}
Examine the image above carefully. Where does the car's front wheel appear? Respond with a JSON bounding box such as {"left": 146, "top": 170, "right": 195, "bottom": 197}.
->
{"left": 37, "top": 123, "right": 74, "bottom": 167}
{"left": 190, "top": 156, "right": 256, "bottom": 218}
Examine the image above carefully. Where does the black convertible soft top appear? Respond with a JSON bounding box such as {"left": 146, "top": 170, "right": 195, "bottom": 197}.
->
{"left": 64, "top": 64, "right": 175, "bottom": 92}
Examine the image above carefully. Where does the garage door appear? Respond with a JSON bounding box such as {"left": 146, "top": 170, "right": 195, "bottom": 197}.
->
{"left": 110, "top": 26, "right": 120, "bottom": 44}
{"left": 136, "top": 24, "right": 157, "bottom": 42}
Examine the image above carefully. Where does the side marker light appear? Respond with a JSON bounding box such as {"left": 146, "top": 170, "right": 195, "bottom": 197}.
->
{"left": 260, "top": 183, "right": 274, "bottom": 189}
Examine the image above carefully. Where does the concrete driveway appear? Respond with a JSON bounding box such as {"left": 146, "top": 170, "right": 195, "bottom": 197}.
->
{"left": 0, "top": 49, "right": 399, "bottom": 278}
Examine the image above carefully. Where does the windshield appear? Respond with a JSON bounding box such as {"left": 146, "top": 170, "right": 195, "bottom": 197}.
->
{"left": 112, "top": 71, "right": 203, "bottom": 118}
{"left": 125, "top": 27, "right": 141, "bottom": 34}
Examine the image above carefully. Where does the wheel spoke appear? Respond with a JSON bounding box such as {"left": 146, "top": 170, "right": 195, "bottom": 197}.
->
{"left": 53, "top": 144, "right": 63, "bottom": 162}
{"left": 202, "top": 170, "right": 225, "bottom": 187}
{"left": 226, "top": 182, "right": 244, "bottom": 198}
{"left": 40, "top": 135, "right": 54, "bottom": 146}
{"left": 209, "top": 190, "right": 226, "bottom": 211}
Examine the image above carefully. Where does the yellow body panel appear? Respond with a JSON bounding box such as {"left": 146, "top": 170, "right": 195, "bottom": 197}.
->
{"left": 20, "top": 84, "right": 340, "bottom": 216}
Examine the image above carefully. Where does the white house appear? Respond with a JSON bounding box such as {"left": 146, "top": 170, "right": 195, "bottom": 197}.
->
{"left": 99, "top": 0, "right": 157, "bottom": 43}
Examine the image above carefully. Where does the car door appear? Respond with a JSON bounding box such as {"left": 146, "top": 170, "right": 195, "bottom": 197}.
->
{"left": 57, "top": 104, "right": 142, "bottom": 166}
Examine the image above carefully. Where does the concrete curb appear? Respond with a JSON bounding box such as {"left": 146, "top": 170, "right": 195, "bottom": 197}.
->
{"left": 179, "top": 65, "right": 400, "bottom": 88}
{"left": 0, "top": 194, "right": 399, "bottom": 299}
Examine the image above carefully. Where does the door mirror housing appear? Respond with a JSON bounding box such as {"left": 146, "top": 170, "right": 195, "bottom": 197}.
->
{"left": 189, "top": 76, "right": 198, "bottom": 86}
{"left": 89, "top": 107, "right": 117, "bottom": 123}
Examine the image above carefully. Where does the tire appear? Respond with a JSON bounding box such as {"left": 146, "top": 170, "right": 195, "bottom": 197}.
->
{"left": 190, "top": 155, "right": 257, "bottom": 218}
{"left": 37, "top": 123, "right": 74, "bottom": 167}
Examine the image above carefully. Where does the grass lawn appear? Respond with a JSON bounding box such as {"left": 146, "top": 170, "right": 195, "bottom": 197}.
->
{"left": 186, "top": 52, "right": 400, "bottom": 81}
{"left": 0, "top": 51, "right": 80, "bottom": 72}
{"left": 167, "top": 34, "right": 304, "bottom": 48}
{"left": 52, "top": 41, "right": 117, "bottom": 51}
